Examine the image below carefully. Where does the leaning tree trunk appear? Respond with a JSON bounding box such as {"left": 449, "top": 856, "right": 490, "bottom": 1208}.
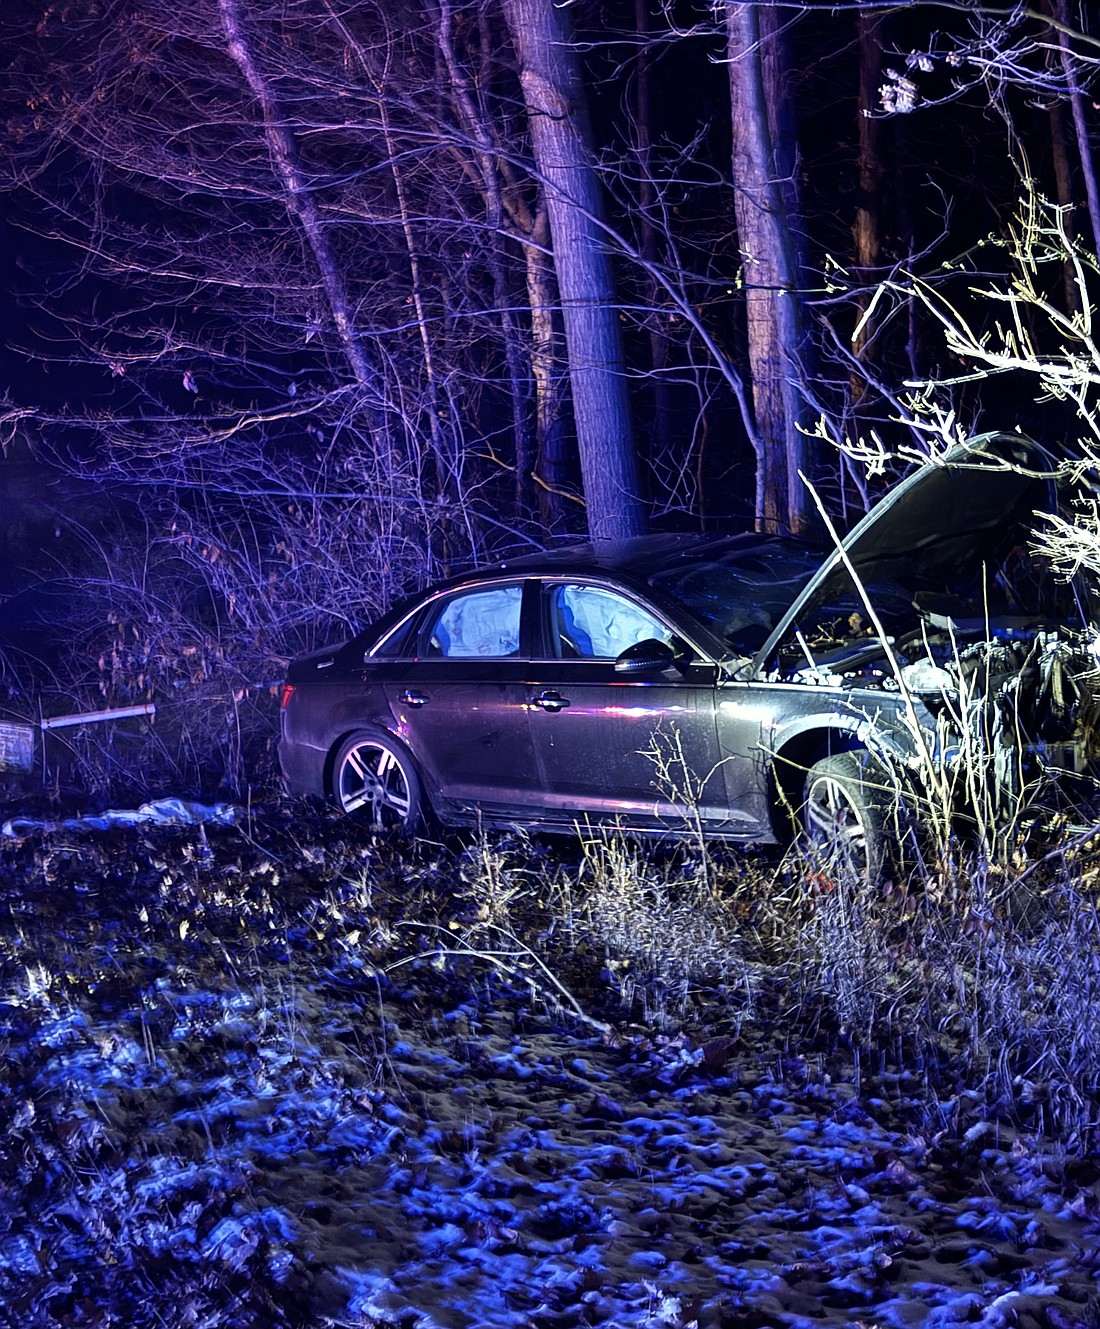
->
{"left": 725, "top": 2, "right": 812, "bottom": 537}
{"left": 503, "top": 0, "right": 645, "bottom": 543}
{"left": 438, "top": 2, "right": 573, "bottom": 530}
{"left": 218, "top": 0, "right": 395, "bottom": 470}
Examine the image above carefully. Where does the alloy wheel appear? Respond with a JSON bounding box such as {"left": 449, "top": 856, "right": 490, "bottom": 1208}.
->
{"left": 335, "top": 737, "right": 415, "bottom": 829}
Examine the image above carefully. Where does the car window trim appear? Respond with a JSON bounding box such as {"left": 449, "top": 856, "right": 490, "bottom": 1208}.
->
{"left": 531, "top": 575, "right": 714, "bottom": 665}
{"left": 366, "top": 613, "right": 418, "bottom": 661}
{"left": 367, "top": 575, "right": 540, "bottom": 663}
{"left": 367, "top": 604, "right": 425, "bottom": 660}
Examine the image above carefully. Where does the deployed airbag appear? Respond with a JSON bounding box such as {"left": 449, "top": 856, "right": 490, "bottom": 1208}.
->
{"left": 433, "top": 586, "right": 522, "bottom": 657}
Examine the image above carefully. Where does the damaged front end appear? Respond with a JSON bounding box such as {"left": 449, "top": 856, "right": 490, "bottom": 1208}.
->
{"left": 783, "top": 613, "right": 1100, "bottom": 828}
{"left": 897, "top": 620, "right": 1100, "bottom": 824}
{"left": 757, "top": 434, "right": 1100, "bottom": 834}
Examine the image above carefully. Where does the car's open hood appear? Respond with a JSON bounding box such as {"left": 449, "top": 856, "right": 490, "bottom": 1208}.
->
{"left": 751, "top": 433, "right": 1057, "bottom": 676}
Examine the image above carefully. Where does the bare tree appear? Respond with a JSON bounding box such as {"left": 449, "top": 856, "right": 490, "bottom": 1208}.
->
{"left": 1, "top": 1, "right": 571, "bottom": 552}
{"left": 888, "top": 189, "right": 1100, "bottom": 456}
{"left": 1, "top": 0, "right": 579, "bottom": 787}
{"left": 874, "top": 2, "right": 1100, "bottom": 249}
{"left": 723, "top": 2, "right": 814, "bottom": 536}
{"left": 502, "top": 0, "right": 645, "bottom": 542}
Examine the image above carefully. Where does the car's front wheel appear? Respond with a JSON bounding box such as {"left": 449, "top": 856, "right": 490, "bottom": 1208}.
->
{"left": 331, "top": 730, "right": 424, "bottom": 833}
{"left": 801, "top": 751, "right": 892, "bottom": 882}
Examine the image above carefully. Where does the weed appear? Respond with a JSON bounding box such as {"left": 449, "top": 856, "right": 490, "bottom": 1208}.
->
{"left": 456, "top": 827, "right": 532, "bottom": 929}
{"left": 575, "top": 826, "right": 753, "bottom": 1025}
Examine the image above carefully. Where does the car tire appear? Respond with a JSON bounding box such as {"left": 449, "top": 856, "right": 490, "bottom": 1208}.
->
{"left": 331, "top": 729, "right": 425, "bottom": 833}
{"left": 801, "top": 750, "right": 893, "bottom": 882}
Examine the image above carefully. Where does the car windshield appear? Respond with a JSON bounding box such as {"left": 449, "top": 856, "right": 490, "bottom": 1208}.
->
{"left": 648, "top": 543, "right": 821, "bottom": 652}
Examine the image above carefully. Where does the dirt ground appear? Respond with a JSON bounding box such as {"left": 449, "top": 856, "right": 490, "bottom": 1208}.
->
{"left": 1, "top": 802, "right": 1099, "bottom": 1328}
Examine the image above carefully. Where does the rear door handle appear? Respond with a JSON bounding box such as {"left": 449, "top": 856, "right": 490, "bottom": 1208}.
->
{"left": 398, "top": 689, "right": 430, "bottom": 708}
{"left": 531, "top": 690, "right": 570, "bottom": 712}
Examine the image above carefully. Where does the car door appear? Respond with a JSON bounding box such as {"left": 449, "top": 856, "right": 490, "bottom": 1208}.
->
{"left": 711, "top": 677, "right": 795, "bottom": 839}
{"left": 381, "top": 580, "right": 543, "bottom": 814}
{"left": 525, "top": 580, "right": 733, "bottom": 830}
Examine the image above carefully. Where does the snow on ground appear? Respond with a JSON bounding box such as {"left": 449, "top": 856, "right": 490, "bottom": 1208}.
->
{"left": 0, "top": 807, "right": 1097, "bottom": 1328}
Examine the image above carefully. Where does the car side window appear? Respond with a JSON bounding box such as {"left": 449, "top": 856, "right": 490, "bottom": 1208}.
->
{"left": 550, "top": 584, "right": 672, "bottom": 659}
{"left": 369, "top": 618, "right": 416, "bottom": 659}
{"left": 423, "top": 585, "right": 523, "bottom": 658}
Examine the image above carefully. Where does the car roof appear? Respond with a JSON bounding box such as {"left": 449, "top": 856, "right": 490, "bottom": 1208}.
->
{"left": 484, "top": 530, "right": 810, "bottom": 581}
{"left": 360, "top": 431, "right": 1056, "bottom": 659}
{"left": 344, "top": 531, "right": 806, "bottom": 662}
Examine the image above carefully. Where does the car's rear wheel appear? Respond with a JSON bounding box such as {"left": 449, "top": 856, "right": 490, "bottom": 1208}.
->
{"left": 331, "top": 730, "right": 424, "bottom": 833}
{"left": 801, "top": 751, "right": 892, "bottom": 882}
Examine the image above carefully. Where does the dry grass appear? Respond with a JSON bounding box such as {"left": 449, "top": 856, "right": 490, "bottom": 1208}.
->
{"left": 7, "top": 801, "right": 1100, "bottom": 1326}
{"left": 8, "top": 767, "right": 1100, "bottom": 1157}
{"left": 572, "top": 828, "right": 756, "bottom": 1027}
{"left": 504, "top": 805, "right": 1100, "bottom": 1148}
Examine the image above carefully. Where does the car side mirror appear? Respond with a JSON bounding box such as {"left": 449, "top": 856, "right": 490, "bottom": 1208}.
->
{"left": 615, "top": 637, "right": 680, "bottom": 675}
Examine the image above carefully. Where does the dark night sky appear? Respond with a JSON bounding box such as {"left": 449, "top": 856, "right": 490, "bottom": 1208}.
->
{"left": 1, "top": 214, "right": 23, "bottom": 392}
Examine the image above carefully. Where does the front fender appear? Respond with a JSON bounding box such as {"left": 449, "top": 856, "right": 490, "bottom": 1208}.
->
{"left": 766, "top": 685, "right": 938, "bottom": 772}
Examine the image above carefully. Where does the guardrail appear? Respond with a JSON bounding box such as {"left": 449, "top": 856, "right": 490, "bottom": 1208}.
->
{"left": 0, "top": 703, "right": 158, "bottom": 773}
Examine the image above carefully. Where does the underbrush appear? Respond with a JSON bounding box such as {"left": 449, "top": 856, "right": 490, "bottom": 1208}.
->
{"left": 279, "top": 803, "right": 1100, "bottom": 1155}
{"left": 787, "top": 849, "right": 1100, "bottom": 1141}
{"left": 6, "top": 798, "right": 1100, "bottom": 1323}
{"left": 436, "top": 812, "right": 1100, "bottom": 1151}
{"left": 6, "top": 792, "right": 1100, "bottom": 1156}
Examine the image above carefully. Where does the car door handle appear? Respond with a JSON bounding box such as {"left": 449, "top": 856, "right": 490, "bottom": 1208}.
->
{"left": 398, "top": 689, "right": 430, "bottom": 708}
{"left": 531, "top": 690, "right": 570, "bottom": 712}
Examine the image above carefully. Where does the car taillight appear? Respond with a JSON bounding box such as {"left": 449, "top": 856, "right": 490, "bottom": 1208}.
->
{"left": 280, "top": 683, "right": 296, "bottom": 710}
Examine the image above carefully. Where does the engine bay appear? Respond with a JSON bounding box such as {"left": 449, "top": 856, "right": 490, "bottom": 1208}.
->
{"left": 777, "top": 583, "right": 1100, "bottom": 812}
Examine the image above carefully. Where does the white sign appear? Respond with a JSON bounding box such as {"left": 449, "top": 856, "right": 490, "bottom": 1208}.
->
{"left": 0, "top": 721, "right": 35, "bottom": 772}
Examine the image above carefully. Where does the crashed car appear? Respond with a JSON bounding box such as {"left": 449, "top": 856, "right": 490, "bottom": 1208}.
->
{"left": 278, "top": 433, "right": 1097, "bottom": 868}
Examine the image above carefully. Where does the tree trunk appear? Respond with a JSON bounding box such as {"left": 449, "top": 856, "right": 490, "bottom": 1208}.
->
{"left": 503, "top": 0, "right": 645, "bottom": 543}
{"left": 634, "top": 0, "right": 674, "bottom": 490}
{"left": 524, "top": 211, "right": 574, "bottom": 530}
{"left": 218, "top": 0, "right": 393, "bottom": 463}
{"left": 433, "top": 0, "right": 572, "bottom": 529}
{"left": 852, "top": 12, "right": 885, "bottom": 390}
{"left": 433, "top": 0, "right": 535, "bottom": 519}
{"left": 724, "top": 2, "right": 811, "bottom": 537}
{"left": 1052, "top": 0, "right": 1100, "bottom": 250}
{"left": 1048, "top": 97, "right": 1082, "bottom": 314}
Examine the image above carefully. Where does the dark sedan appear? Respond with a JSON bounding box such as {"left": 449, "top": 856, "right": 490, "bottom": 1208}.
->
{"left": 279, "top": 434, "right": 1093, "bottom": 868}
